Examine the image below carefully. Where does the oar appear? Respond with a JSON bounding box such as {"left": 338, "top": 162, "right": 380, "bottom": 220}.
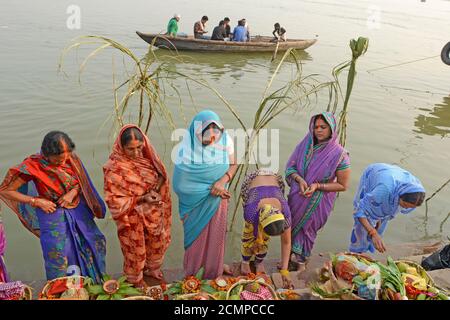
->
{"left": 271, "top": 40, "right": 280, "bottom": 62}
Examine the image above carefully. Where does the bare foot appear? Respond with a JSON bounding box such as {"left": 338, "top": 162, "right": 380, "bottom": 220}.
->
{"left": 144, "top": 269, "right": 164, "bottom": 280}
{"left": 255, "top": 263, "right": 266, "bottom": 274}
{"left": 240, "top": 262, "right": 251, "bottom": 275}
{"left": 223, "top": 264, "right": 233, "bottom": 275}
{"left": 296, "top": 262, "right": 306, "bottom": 273}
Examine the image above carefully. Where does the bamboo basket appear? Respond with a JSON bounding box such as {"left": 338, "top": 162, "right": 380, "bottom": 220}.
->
{"left": 39, "top": 276, "right": 90, "bottom": 300}
{"left": 312, "top": 252, "right": 379, "bottom": 300}
{"left": 226, "top": 279, "right": 279, "bottom": 300}
{"left": 21, "top": 285, "right": 33, "bottom": 300}
{"left": 174, "top": 292, "right": 217, "bottom": 300}
{"left": 394, "top": 259, "right": 436, "bottom": 287}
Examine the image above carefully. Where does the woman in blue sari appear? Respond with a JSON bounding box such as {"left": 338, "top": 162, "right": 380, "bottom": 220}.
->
{"left": 0, "top": 131, "right": 106, "bottom": 283}
{"left": 173, "top": 110, "right": 237, "bottom": 279}
{"left": 349, "top": 163, "right": 425, "bottom": 254}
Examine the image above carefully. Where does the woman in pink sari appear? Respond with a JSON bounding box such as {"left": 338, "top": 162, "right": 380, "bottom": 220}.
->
{"left": 285, "top": 112, "right": 350, "bottom": 270}
{"left": 173, "top": 110, "right": 237, "bottom": 279}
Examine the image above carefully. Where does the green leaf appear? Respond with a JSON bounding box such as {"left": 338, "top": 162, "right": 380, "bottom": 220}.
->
{"left": 112, "top": 293, "right": 125, "bottom": 300}
{"left": 117, "top": 287, "right": 142, "bottom": 296}
{"left": 96, "top": 294, "right": 111, "bottom": 300}
{"left": 195, "top": 267, "right": 205, "bottom": 280}
{"left": 165, "top": 286, "right": 181, "bottom": 295}
{"left": 102, "top": 274, "right": 112, "bottom": 281}
{"left": 201, "top": 284, "right": 217, "bottom": 294}
{"left": 88, "top": 285, "right": 105, "bottom": 295}
{"left": 117, "top": 276, "right": 128, "bottom": 284}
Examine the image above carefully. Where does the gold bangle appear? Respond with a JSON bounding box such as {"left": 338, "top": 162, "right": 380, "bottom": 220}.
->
{"left": 30, "top": 197, "right": 36, "bottom": 207}
{"left": 280, "top": 269, "right": 290, "bottom": 277}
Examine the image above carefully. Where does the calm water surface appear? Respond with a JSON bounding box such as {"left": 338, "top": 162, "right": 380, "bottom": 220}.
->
{"left": 1, "top": 0, "right": 449, "bottom": 280}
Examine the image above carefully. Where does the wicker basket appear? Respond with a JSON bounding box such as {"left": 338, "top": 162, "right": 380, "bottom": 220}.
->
{"left": 39, "top": 276, "right": 90, "bottom": 300}
{"left": 174, "top": 292, "right": 217, "bottom": 300}
{"left": 394, "top": 259, "right": 436, "bottom": 287}
{"left": 312, "top": 252, "right": 379, "bottom": 300}
{"left": 21, "top": 285, "right": 33, "bottom": 300}
{"left": 226, "top": 279, "right": 279, "bottom": 300}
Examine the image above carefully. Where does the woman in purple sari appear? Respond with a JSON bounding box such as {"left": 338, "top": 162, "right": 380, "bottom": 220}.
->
{"left": 0, "top": 131, "right": 106, "bottom": 283}
{"left": 285, "top": 112, "right": 350, "bottom": 270}
{"left": 0, "top": 211, "right": 8, "bottom": 283}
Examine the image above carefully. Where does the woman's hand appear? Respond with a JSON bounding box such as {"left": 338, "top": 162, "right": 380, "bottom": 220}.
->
{"left": 36, "top": 198, "right": 57, "bottom": 213}
{"left": 282, "top": 274, "right": 294, "bottom": 290}
{"left": 211, "top": 180, "right": 229, "bottom": 198}
{"left": 296, "top": 176, "right": 308, "bottom": 195}
{"left": 57, "top": 189, "right": 78, "bottom": 208}
{"left": 144, "top": 190, "right": 162, "bottom": 204}
{"left": 303, "top": 182, "right": 319, "bottom": 198}
{"left": 371, "top": 232, "right": 386, "bottom": 253}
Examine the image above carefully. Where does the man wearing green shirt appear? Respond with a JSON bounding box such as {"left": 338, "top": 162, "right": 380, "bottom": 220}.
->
{"left": 166, "top": 14, "right": 180, "bottom": 37}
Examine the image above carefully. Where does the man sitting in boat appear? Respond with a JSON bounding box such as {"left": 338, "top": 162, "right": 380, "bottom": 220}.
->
{"left": 194, "top": 16, "right": 209, "bottom": 39}
{"left": 223, "top": 17, "right": 232, "bottom": 40}
{"left": 232, "top": 19, "right": 250, "bottom": 42}
{"left": 271, "top": 23, "right": 287, "bottom": 42}
{"left": 166, "top": 14, "right": 181, "bottom": 37}
{"left": 211, "top": 20, "right": 227, "bottom": 41}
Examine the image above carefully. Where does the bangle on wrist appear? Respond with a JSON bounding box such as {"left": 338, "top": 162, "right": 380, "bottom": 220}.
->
{"left": 30, "top": 197, "right": 36, "bottom": 207}
{"left": 225, "top": 172, "right": 232, "bottom": 182}
{"left": 368, "top": 228, "right": 377, "bottom": 237}
{"left": 280, "top": 269, "right": 290, "bottom": 277}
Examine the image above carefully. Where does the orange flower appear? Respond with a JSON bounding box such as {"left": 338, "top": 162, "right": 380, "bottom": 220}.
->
{"left": 211, "top": 277, "right": 232, "bottom": 291}
{"left": 182, "top": 276, "right": 202, "bottom": 294}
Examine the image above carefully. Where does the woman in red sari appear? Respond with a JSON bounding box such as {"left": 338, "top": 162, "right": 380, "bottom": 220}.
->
{"left": 103, "top": 125, "right": 172, "bottom": 287}
{"left": 0, "top": 131, "right": 106, "bottom": 283}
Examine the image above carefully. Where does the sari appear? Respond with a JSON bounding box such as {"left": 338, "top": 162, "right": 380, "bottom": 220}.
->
{"left": 173, "top": 110, "right": 231, "bottom": 279}
{"left": 240, "top": 170, "right": 291, "bottom": 263}
{"left": 103, "top": 124, "right": 172, "bottom": 285}
{"left": 285, "top": 112, "right": 350, "bottom": 262}
{"left": 349, "top": 163, "right": 425, "bottom": 253}
{"left": 0, "top": 153, "right": 106, "bottom": 283}
{"left": 0, "top": 212, "right": 8, "bottom": 282}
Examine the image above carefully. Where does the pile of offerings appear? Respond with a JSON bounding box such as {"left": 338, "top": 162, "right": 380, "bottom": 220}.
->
{"left": 164, "top": 268, "right": 278, "bottom": 300}
{"left": 0, "top": 281, "right": 32, "bottom": 300}
{"left": 395, "top": 260, "right": 448, "bottom": 300}
{"left": 311, "top": 252, "right": 450, "bottom": 300}
{"left": 39, "top": 275, "right": 143, "bottom": 300}
{"left": 276, "top": 289, "right": 302, "bottom": 300}
{"left": 87, "top": 275, "right": 143, "bottom": 300}
{"left": 226, "top": 278, "right": 278, "bottom": 300}
{"left": 39, "top": 276, "right": 90, "bottom": 300}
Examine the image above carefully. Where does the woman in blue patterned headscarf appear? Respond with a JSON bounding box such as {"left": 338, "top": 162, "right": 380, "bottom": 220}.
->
{"left": 349, "top": 163, "right": 425, "bottom": 253}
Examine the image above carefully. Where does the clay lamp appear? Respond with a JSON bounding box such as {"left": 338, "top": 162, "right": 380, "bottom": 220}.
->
{"left": 102, "top": 279, "right": 120, "bottom": 295}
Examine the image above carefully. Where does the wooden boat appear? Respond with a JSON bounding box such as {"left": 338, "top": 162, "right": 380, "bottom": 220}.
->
{"left": 136, "top": 31, "right": 317, "bottom": 52}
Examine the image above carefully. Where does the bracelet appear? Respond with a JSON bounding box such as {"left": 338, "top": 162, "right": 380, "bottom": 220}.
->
{"left": 30, "top": 197, "right": 36, "bottom": 207}
{"left": 225, "top": 172, "right": 232, "bottom": 182}
{"left": 321, "top": 183, "right": 325, "bottom": 191}
{"left": 279, "top": 269, "right": 290, "bottom": 277}
{"left": 368, "top": 228, "right": 377, "bottom": 237}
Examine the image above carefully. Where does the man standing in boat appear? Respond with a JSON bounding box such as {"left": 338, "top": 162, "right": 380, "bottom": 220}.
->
{"left": 166, "top": 14, "right": 181, "bottom": 37}
{"left": 194, "top": 16, "right": 209, "bottom": 39}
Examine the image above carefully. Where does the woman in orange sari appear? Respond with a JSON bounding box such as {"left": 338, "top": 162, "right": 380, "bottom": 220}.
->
{"left": 103, "top": 125, "right": 172, "bottom": 287}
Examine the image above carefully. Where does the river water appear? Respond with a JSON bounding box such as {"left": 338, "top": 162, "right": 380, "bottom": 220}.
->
{"left": 0, "top": 0, "right": 449, "bottom": 281}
